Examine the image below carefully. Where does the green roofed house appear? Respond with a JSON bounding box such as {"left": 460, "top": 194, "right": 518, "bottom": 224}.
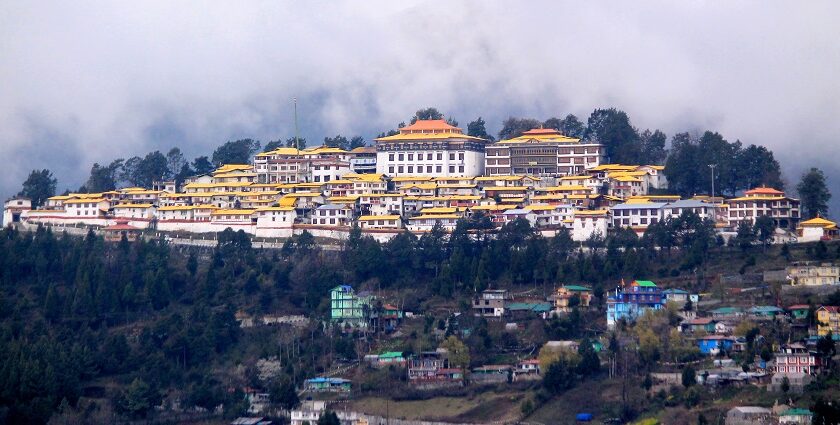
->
{"left": 554, "top": 285, "right": 593, "bottom": 313}
{"left": 748, "top": 306, "right": 785, "bottom": 319}
{"left": 508, "top": 302, "right": 553, "bottom": 319}
{"left": 709, "top": 307, "right": 744, "bottom": 319}
{"left": 364, "top": 351, "right": 407, "bottom": 368}
{"left": 778, "top": 408, "right": 812, "bottom": 424}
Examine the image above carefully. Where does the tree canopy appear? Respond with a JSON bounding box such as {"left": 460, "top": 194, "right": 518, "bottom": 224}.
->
{"left": 797, "top": 167, "right": 831, "bottom": 218}
{"left": 211, "top": 139, "right": 261, "bottom": 165}
{"left": 19, "top": 169, "right": 57, "bottom": 207}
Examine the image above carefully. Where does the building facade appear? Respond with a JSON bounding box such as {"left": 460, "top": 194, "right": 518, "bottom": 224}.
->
{"left": 606, "top": 280, "right": 666, "bottom": 329}
{"left": 725, "top": 187, "right": 800, "bottom": 230}
{"left": 374, "top": 120, "right": 488, "bottom": 177}
{"left": 484, "top": 128, "right": 604, "bottom": 177}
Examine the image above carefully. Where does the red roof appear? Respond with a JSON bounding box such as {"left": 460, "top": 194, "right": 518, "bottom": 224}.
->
{"left": 400, "top": 119, "right": 460, "bottom": 132}
{"left": 521, "top": 128, "right": 562, "bottom": 136}
{"left": 819, "top": 306, "right": 840, "bottom": 313}
{"left": 745, "top": 187, "right": 784, "bottom": 195}
{"left": 787, "top": 304, "right": 810, "bottom": 310}
{"left": 685, "top": 318, "right": 715, "bottom": 325}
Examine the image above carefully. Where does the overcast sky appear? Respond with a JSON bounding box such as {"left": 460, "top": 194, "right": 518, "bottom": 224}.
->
{"left": 2, "top": 1, "right": 840, "bottom": 211}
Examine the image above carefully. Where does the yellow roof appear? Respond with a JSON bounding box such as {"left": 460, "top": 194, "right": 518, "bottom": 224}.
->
{"left": 294, "top": 182, "right": 325, "bottom": 188}
{"left": 64, "top": 198, "right": 106, "bottom": 204}
{"left": 255, "top": 206, "right": 295, "bottom": 212}
{"left": 610, "top": 175, "right": 642, "bottom": 182}
{"left": 421, "top": 207, "right": 458, "bottom": 214}
{"left": 325, "top": 179, "right": 355, "bottom": 185}
{"left": 255, "top": 147, "right": 303, "bottom": 157}
{"left": 588, "top": 164, "right": 637, "bottom": 171}
{"left": 211, "top": 209, "right": 256, "bottom": 215}
{"left": 575, "top": 209, "right": 609, "bottom": 216}
{"left": 69, "top": 192, "right": 105, "bottom": 198}
{"left": 328, "top": 196, "right": 361, "bottom": 203}
{"left": 47, "top": 195, "right": 73, "bottom": 201}
{"left": 303, "top": 146, "right": 348, "bottom": 154}
{"left": 278, "top": 198, "right": 297, "bottom": 207}
{"left": 497, "top": 131, "right": 580, "bottom": 145}
{"left": 343, "top": 173, "right": 386, "bottom": 182}
{"left": 799, "top": 216, "right": 838, "bottom": 228}
{"left": 470, "top": 204, "right": 510, "bottom": 211}
{"left": 525, "top": 205, "right": 560, "bottom": 211}
{"left": 114, "top": 203, "right": 153, "bottom": 208}
{"left": 358, "top": 215, "right": 401, "bottom": 221}
{"left": 213, "top": 164, "right": 252, "bottom": 174}
{"left": 213, "top": 172, "right": 258, "bottom": 178}
{"left": 727, "top": 196, "right": 787, "bottom": 202}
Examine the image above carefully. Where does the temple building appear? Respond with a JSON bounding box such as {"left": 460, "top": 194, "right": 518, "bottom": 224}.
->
{"left": 374, "top": 120, "right": 488, "bottom": 177}
{"left": 485, "top": 128, "right": 605, "bottom": 177}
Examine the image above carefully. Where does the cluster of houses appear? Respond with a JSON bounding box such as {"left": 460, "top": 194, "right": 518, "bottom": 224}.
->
{"left": 6, "top": 120, "right": 838, "bottom": 245}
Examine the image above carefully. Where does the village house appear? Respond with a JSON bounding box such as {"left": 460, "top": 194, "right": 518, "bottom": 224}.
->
{"left": 606, "top": 280, "right": 665, "bottom": 329}
{"left": 725, "top": 186, "right": 800, "bottom": 231}
{"left": 796, "top": 216, "right": 839, "bottom": 242}
{"left": 364, "top": 351, "right": 407, "bottom": 368}
{"left": 696, "top": 335, "right": 735, "bottom": 355}
{"left": 407, "top": 350, "right": 464, "bottom": 387}
{"left": 816, "top": 306, "right": 840, "bottom": 337}
{"left": 470, "top": 365, "right": 512, "bottom": 384}
{"left": 303, "top": 377, "right": 352, "bottom": 392}
{"left": 472, "top": 289, "right": 511, "bottom": 318}
{"left": 553, "top": 285, "right": 593, "bottom": 313}
{"left": 725, "top": 406, "right": 773, "bottom": 425}
{"left": 330, "top": 285, "right": 375, "bottom": 328}
{"left": 514, "top": 359, "right": 541, "bottom": 380}
{"left": 786, "top": 262, "right": 840, "bottom": 286}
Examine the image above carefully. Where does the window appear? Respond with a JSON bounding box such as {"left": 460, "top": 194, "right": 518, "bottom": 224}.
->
{"left": 449, "top": 166, "right": 455, "bottom": 173}
{"left": 389, "top": 166, "right": 394, "bottom": 174}
{"left": 427, "top": 153, "right": 433, "bottom": 160}
{"left": 450, "top": 153, "right": 455, "bottom": 160}
{"left": 407, "top": 166, "right": 414, "bottom": 173}
{"left": 436, "top": 166, "right": 442, "bottom": 173}
{"left": 388, "top": 154, "right": 394, "bottom": 161}
{"left": 437, "top": 153, "right": 442, "bottom": 160}
{"left": 408, "top": 153, "right": 414, "bottom": 161}
{"left": 426, "top": 166, "right": 433, "bottom": 173}
{"left": 459, "top": 153, "right": 464, "bottom": 160}
{"left": 398, "top": 166, "right": 404, "bottom": 173}
{"left": 398, "top": 154, "right": 404, "bottom": 161}
{"left": 458, "top": 166, "right": 464, "bottom": 173}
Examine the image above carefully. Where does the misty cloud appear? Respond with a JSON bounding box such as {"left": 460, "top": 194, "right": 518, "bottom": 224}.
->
{"left": 2, "top": 1, "right": 839, "bottom": 209}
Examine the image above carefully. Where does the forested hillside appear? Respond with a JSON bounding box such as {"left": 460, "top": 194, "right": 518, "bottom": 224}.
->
{"left": 1, "top": 216, "right": 839, "bottom": 424}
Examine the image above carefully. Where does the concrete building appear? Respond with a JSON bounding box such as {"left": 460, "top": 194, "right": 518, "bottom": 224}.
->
{"left": 374, "top": 120, "right": 488, "bottom": 177}
{"left": 725, "top": 187, "right": 800, "bottom": 230}
{"left": 606, "top": 280, "right": 665, "bottom": 329}
{"left": 472, "top": 289, "right": 510, "bottom": 317}
{"left": 484, "top": 128, "right": 604, "bottom": 176}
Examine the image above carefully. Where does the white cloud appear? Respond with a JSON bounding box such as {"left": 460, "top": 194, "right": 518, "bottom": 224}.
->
{"left": 1, "top": 1, "right": 839, "bottom": 208}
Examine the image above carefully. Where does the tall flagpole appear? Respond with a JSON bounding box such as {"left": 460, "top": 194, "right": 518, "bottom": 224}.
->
{"left": 294, "top": 97, "right": 300, "bottom": 153}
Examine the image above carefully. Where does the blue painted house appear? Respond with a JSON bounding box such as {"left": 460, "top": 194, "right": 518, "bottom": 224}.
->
{"left": 697, "top": 335, "right": 735, "bottom": 355}
{"left": 606, "top": 280, "right": 666, "bottom": 329}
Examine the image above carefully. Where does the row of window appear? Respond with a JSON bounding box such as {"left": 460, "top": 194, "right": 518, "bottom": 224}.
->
{"left": 388, "top": 152, "right": 465, "bottom": 161}
{"left": 388, "top": 165, "right": 465, "bottom": 174}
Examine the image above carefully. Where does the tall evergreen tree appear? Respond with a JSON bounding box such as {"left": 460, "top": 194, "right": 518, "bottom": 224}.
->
{"left": 797, "top": 167, "right": 831, "bottom": 218}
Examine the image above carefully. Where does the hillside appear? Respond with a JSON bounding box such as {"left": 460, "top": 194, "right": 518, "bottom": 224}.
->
{"left": 1, "top": 224, "right": 839, "bottom": 424}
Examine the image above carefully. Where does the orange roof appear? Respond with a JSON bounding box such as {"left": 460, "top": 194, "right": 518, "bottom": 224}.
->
{"left": 745, "top": 187, "right": 783, "bottom": 195}
{"left": 400, "top": 119, "right": 460, "bottom": 132}
{"left": 521, "top": 128, "right": 562, "bottom": 136}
